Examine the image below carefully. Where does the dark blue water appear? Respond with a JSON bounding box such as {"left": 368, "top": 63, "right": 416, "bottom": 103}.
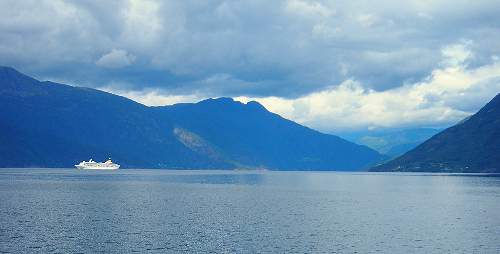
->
{"left": 0, "top": 169, "right": 499, "bottom": 253}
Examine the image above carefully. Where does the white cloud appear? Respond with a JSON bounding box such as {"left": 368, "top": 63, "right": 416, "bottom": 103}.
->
{"left": 2, "top": 0, "right": 500, "bottom": 97}
{"left": 357, "top": 13, "right": 379, "bottom": 28}
{"left": 234, "top": 43, "right": 500, "bottom": 132}
{"left": 2, "top": 0, "right": 500, "bottom": 133}
{"left": 95, "top": 49, "right": 136, "bottom": 68}
{"left": 440, "top": 41, "right": 473, "bottom": 67}
{"left": 121, "top": 0, "right": 163, "bottom": 48}
{"left": 94, "top": 41, "right": 500, "bottom": 133}
{"left": 100, "top": 86, "right": 203, "bottom": 106}
{"left": 94, "top": 42, "right": 500, "bottom": 133}
{"left": 285, "top": 0, "right": 335, "bottom": 18}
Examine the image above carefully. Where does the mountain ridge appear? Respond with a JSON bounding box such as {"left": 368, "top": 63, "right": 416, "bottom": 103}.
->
{"left": 0, "top": 66, "right": 385, "bottom": 170}
{"left": 371, "top": 93, "right": 500, "bottom": 173}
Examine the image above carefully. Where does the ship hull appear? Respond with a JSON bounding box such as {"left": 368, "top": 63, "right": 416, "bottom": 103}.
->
{"left": 75, "top": 165, "right": 120, "bottom": 170}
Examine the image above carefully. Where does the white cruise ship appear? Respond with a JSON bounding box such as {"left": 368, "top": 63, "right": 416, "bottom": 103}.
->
{"left": 75, "top": 158, "right": 120, "bottom": 170}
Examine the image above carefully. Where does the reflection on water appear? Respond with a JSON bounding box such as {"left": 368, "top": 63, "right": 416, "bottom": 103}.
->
{"left": 0, "top": 169, "right": 499, "bottom": 253}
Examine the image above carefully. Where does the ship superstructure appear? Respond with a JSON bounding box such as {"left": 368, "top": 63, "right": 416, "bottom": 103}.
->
{"left": 75, "top": 158, "right": 120, "bottom": 170}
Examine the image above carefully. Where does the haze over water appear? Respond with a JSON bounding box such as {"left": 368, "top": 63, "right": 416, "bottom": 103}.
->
{"left": 1, "top": 169, "right": 499, "bottom": 253}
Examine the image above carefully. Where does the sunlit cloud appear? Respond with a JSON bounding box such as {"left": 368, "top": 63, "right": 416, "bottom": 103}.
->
{"left": 101, "top": 41, "right": 500, "bottom": 132}
{"left": 235, "top": 42, "right": 500, "bottom": 132}
{"left": 100, "top": 87, "right": 203, "bottom": 106}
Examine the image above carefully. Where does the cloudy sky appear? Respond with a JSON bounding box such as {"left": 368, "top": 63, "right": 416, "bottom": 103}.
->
{"left": 1, "top": 0, "right": 500, "bottom": 133}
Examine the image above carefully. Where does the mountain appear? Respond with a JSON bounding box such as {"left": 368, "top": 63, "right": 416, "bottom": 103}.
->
{"left": 340, "top": 128, "right": 441, "bottom": 157}
{"left": 154, "top": 99, "right": 385, "bottom": 170}
{"left": 371, "top": 94, "right": 500, "bottom": 173}
{"left": 0, "top": 66, "right": 384, "bottom": 170}
{"left": 0, "top": 66, "right": 227, "bottom": 169}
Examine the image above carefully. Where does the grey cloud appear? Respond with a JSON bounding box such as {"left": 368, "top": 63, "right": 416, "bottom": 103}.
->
{"left": 1, "top": 0, "right": 500, "bottom": 98}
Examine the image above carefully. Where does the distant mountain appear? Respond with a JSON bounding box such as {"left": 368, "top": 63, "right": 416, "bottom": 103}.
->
{"left": 371, "top": 94, "right": 500, "bottom": 173}
{"left": 0, "top": 66, "right": 384, "bottom": 170}
{"left": 340, "top": 128, "right": 441, "bottom": 157}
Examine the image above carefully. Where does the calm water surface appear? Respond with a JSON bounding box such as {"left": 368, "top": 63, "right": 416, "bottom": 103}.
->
{"left": 0, "top": 169, "right": 499, "bottom": 253}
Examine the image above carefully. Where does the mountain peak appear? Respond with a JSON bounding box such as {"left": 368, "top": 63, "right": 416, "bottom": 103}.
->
{"left": 371, "top": 94, "right": 500, "bottom": 173}
{"left": 0, "top": 65, "right": 18, "bottom": 73}
{"left": 246, "top": 100, "right": 267, "bottom": 111}
{"left": 196, "top": 97, "right": 268, "bottom": 112}
{"left": 483, "top": 93, "right": 500, "bottom": 109}
{"left": 0, "top": 66, "right": 44, "bottom": 94}
{"left": 0, "top": 66, "right": 33, "bottom": 80}
{"left": 200, "top": 97, "right": 237, "bottom": 104}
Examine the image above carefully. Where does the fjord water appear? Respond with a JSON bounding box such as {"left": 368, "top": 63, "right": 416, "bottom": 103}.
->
{"left": 0, "top": 169, "right": 499, "bottom": 253}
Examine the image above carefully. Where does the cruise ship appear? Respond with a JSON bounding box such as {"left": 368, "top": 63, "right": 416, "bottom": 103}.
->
{"left": 75, "top": 158, "right": 120, "bottom": 170}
